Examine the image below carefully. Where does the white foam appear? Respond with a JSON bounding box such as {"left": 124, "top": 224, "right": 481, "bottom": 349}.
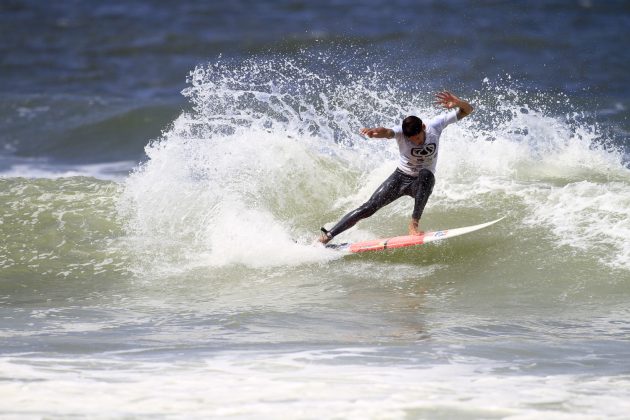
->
{"left": 523, "top": 180, "right": 630, "bottom": 270}
{"left": 0, "top": 157, "right": 135, "bottom": 181}
{"left": 1, "top": 352, "right": 628, "bottom": 418}
{"left": 432, "top": 95, "right": 630, "bottom": 269}
{"left": 204, "top": 200, "right": 337, "bottom": 267}
{"left": 119, "top": 127, "right": 345, "bottom": 271}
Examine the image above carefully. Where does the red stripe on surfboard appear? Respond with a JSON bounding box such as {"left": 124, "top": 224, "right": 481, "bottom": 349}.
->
{"left": 349, "top": 233, "right": 426, "bottom": 253}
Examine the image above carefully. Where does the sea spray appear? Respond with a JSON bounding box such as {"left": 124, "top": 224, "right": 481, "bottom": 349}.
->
{"left": 118, "top": 53, "right": 630, "bottom": 272}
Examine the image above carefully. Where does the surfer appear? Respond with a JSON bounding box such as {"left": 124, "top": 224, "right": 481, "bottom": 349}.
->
{"left": 319, "top": 91, "right": 473, "bottom": 244}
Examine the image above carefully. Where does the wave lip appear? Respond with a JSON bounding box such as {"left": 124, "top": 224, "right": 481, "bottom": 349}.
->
{"left": 0, "top": 157, "right": 136, "bottom": 180}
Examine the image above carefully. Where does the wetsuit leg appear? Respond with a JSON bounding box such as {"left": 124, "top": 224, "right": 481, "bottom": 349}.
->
{"left": 410, "top": 169, "right": 435, "bottom": 221}
{"left": 327, "top": 170, "right": 408, "bottom": 238}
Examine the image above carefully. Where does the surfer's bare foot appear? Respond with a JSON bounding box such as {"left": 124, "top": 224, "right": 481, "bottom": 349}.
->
{"left": 318, "top": 233, "right": 332, "bottom": 245}
{"left": 408, "top": 219, "right": 421, "bottom": 236}
{"left": 318, "top": 228, "right": 333, "bottom": 245}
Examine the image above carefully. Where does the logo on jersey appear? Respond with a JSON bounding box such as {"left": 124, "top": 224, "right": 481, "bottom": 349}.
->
{"left": 410, "top": 143, "right": 436, "bottom": 158}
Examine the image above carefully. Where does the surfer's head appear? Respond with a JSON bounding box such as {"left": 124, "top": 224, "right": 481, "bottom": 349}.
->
{"left": 402, "top": 116, "right": 423, "bottom": 137}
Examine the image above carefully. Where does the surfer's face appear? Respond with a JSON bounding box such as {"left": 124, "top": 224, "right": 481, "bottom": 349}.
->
{"left": 408, "top": 124, "right": 426, "bottom": 143}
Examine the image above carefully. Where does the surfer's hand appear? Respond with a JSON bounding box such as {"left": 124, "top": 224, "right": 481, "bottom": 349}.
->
{"left": 435, "top": 91, "right": 473, "bottom": 119}
{"left": 434, "top": 91, "right": 460, "bottom": 109}
{"left": 360, "top": 128, "right": 378, "bottom": 137}
{"left": 360, "top": 127, "right": 394, "bottom": 139}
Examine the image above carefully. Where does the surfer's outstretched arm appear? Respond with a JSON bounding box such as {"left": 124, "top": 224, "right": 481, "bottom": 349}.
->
{"left": 434, "top": 91, "right": 473, "bottom": 120}
{"left": 360, "top": 127, "right": 395, "bottom": 139}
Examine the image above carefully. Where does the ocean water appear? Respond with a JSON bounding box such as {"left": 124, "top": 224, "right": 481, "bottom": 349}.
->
{"left": 1, "top": 1, "right": 630, "bottom": 418}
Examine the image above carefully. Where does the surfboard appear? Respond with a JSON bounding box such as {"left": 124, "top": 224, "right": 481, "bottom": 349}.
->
{"left": 326, "top": 217, "right": 504, "bottom": 253}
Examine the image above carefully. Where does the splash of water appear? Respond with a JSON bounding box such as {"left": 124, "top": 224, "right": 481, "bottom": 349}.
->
{"left": 118, "top": 53, "right": 630, "bottom": 272}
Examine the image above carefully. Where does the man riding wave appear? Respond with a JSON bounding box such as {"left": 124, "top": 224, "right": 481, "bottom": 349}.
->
{"left": 319, "top": 91, "right": 473, "bottom": 244}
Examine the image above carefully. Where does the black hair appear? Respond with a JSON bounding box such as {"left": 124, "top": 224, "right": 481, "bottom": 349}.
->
{"left": 402, "top": 116, "right": 423, "bottom": 137}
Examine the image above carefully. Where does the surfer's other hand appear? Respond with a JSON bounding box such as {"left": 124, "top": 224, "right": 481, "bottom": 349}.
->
{"left": 434, "top": 91, "right": 460, "bottom": 109}
{"left": 360, "top": 128, "right": 376, "bottom": 137}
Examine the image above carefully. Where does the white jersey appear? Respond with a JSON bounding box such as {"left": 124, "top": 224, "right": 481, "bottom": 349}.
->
{"left": 392, "top": 110, "right": 458, "bottom": 176}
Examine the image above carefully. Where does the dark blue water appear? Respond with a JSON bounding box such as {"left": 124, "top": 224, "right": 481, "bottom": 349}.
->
{"left": 1, "top": 0, "right": 628, "bottom": 168}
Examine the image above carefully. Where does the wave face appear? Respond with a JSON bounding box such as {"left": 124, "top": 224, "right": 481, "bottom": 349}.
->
{"left": 1, "top": 177, "right": 122, "bottom": 273}
{"left": 115, "top": 54, "right": 630, "bottom": 276}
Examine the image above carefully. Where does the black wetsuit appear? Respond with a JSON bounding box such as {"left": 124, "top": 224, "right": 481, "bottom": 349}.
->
{"left": 326, "top": 168, "right": 435, "bottom": 238}
{"left": 323, "top": 111, "right": 459, "bottom": 241}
